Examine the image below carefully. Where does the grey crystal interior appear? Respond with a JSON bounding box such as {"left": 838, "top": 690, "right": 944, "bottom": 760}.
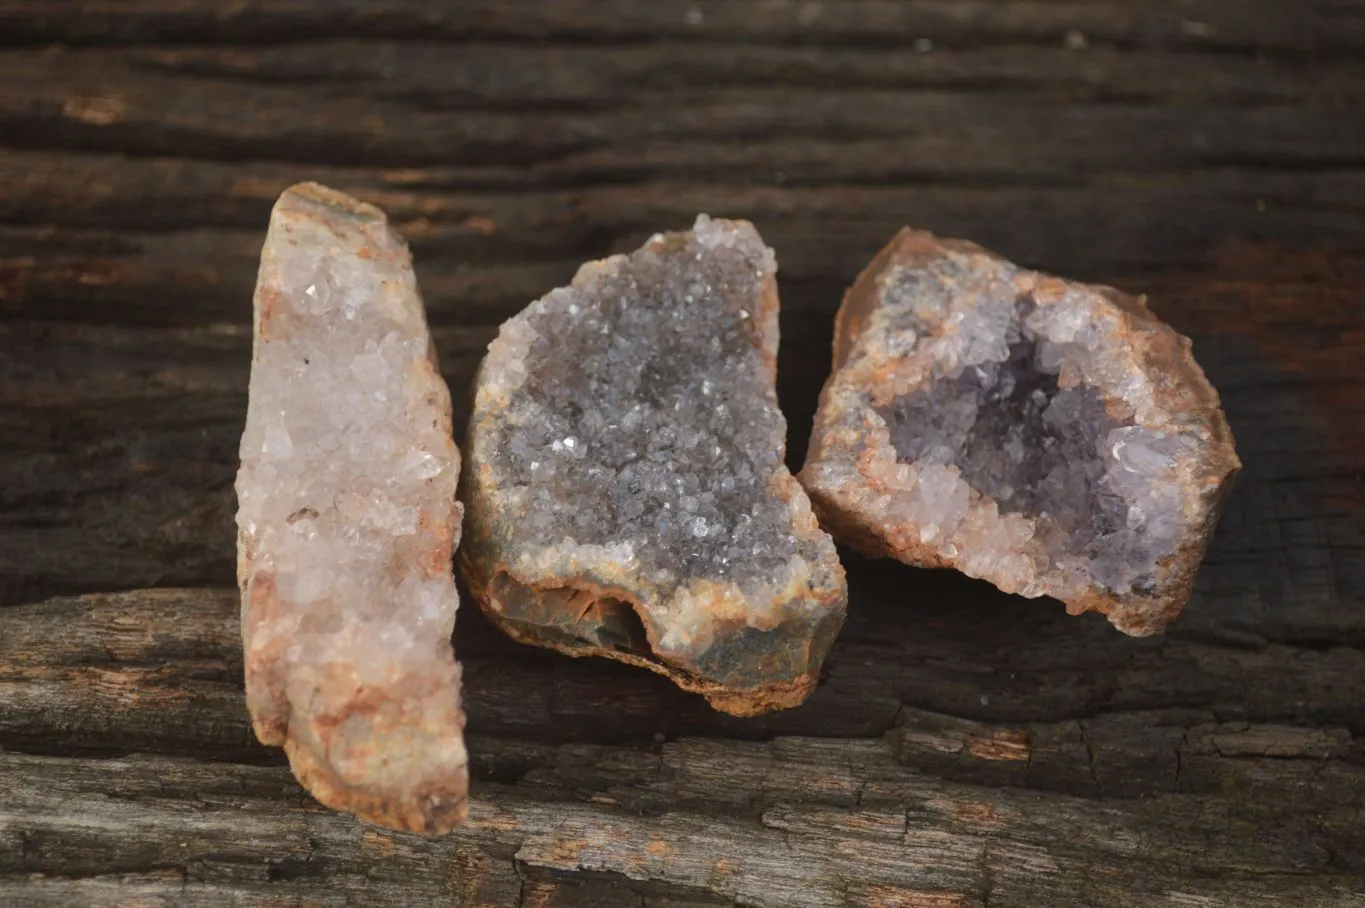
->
{"left": 877, "top": 296, "right": 1179, "bottom": 595}
{"left": 489, "top": 232, "right": 813, "bottom": 596}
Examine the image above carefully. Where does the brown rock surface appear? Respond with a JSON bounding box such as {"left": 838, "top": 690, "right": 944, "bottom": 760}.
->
{"left": 236, "top": 183, "right": 468, "bottom": 834}
{"left": 461, "top": 215, "right": 847, "bottom": 715}
{"left": 800, "top": 229, "right": 1240, "bottom": 635}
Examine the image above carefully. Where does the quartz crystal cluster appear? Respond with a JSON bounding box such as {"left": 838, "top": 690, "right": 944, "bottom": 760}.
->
{"left": 236, "top": 183, "right": 468, "bottom": 834}
{"left": 800, "top": 230, "right": 1239, "bottom": 635}
{"left": 461, "top": 216, "right": 847, "bottom": 715}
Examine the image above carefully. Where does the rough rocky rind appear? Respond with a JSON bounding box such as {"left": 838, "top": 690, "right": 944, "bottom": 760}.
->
{"left": 461, "top": 216, "right": 847, "bottom": 716}
{"left": 800, "top": 229, "right": 1240, "bottom": 636}
{"left": 236, "top": 182, "right": 468, "bottom": 834}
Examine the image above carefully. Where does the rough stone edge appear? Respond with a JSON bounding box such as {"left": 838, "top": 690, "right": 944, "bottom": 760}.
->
{"left": 459, "top": 554, "right": 835, "bottom": 717}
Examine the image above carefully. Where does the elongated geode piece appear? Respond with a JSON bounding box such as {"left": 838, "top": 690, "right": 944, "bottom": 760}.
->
{"left": 800, "top": 230, "right": 1239, "bottom": 636}
{"left": 461, "top": 216, "right": 847, "bottom": 715}
{"left": 235, "top": 183, "right": 467, "bottom": 834}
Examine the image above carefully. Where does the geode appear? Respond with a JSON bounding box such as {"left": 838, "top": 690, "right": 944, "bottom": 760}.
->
{"left": 236, "top": 183, "right": 468, "bottom": 834}
{"left": 461, "top": 216, "right": 847, "bottom": 715}
{"left": 799, "top": 230, "right": 1239, "bottom": 635}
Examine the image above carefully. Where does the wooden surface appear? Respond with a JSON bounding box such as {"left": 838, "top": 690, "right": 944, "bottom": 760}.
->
{"left": 2, "top": 1, "right": 1364, "bottom": 905}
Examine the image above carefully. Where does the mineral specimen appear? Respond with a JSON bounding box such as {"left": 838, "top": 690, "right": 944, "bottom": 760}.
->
{"left": 799, "top": 230, "right": 1239, "bottom": 635}
{"left": 236, "top": 183, "right": 468, "bottom": 834}
{"left": 461, "top": 216, "right": 847, "bottom": 715}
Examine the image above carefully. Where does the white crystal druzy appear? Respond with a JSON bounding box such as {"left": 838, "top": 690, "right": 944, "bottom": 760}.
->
{"left": 236, "top": 183, "right": 467, "bottom": 835}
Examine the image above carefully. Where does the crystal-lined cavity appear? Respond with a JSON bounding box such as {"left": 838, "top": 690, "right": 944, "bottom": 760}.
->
{"left": 800, "top": 229, "right": 1239, "bottom": 635}
{"left": 461, "top": 216, "right": 847, "bottom": 715}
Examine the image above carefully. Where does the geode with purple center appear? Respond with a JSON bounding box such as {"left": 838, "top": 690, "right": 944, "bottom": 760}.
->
{"left": 799, "top": 229, "right": 1239, "bottom": 635}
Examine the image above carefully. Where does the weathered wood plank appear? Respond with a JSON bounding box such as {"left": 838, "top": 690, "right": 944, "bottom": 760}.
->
{"left": 4, "top": 590, "right": 1363, "bottom": 785}
{"left": 4, "top": 46, "right": 1363, "bottom": 175}
{"left": 10, "top": 40, "right": 1365, "bottom": 109}
{"left": 6, "top": 204, "right": 1365, "bottom": 333}
{"left": 5, "top": 149, "right": 1365, "bottom": 267}
{"left": 1, "top": 738, "right": 1362, "bottom": 908}
{"left": 2, "top": 0, "right": 1364, "bottom": 54}
{"left": 4, "top": 147, "right": 1365, "bottom": 237}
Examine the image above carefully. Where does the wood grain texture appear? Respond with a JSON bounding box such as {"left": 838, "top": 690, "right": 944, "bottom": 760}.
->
{"left": 3, "top": 590, "right": 1364, "bottom": 907}
{"left": 1, "top": 0, "right": 1363, "bottom": 903}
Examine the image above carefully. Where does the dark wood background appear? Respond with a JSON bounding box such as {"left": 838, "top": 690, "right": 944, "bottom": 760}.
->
{"left": 2, "top": 2, "right": 1364, "bottom": 905}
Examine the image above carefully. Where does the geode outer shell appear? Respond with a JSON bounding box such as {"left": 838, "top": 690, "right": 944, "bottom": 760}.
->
{"left": 799, "top": 229, "right": 1240, "bottom": 636}
{"left": 236, "top": 183, "right": 468, "bottom": 834}
{"left": 461, "top": 216, "right": 847, "bottom": 716}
